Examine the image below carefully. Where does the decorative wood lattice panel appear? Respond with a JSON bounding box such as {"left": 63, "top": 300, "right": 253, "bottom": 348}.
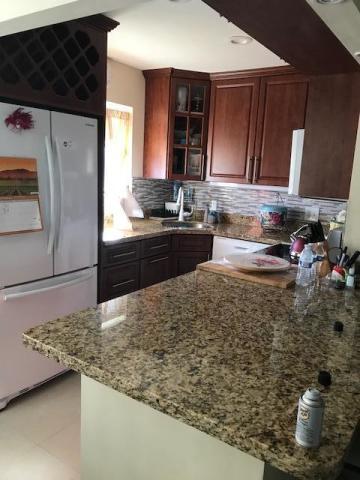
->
{"left": 0, "top": 20, "right": 107, "bottom": 115}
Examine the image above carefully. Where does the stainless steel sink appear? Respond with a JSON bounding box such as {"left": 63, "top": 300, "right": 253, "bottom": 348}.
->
{"left": 161, "top": 220, "right": 214, "bottom": 230}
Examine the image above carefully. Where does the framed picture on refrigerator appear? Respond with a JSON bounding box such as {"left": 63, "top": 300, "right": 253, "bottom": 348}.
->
{"left": 0, "top": 156, "right": 42, "bottom": 235}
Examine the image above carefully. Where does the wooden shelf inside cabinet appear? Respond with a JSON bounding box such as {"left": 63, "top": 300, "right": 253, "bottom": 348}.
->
{"left": 143, "top": 68, "right": 210, "bottom": 180}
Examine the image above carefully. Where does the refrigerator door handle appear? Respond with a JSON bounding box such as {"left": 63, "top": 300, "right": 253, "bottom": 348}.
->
{"left": 54, "top": 138, "right": 64, "bottom": 251}
{"left": 45, "top": 136, "right": 56, "bottom": 255}
{"left": 3, "top": 271, "right": 94, "bottom": 302}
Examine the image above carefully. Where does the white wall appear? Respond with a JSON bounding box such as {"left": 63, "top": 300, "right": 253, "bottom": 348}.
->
{"left": 345, "top": 117, "right": 360, "bottom": 250}
{"left": 106, "top": 58, "right": 145, "bottom": 178}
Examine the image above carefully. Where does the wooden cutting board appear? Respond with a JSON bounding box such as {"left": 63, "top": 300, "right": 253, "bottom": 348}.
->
{"left": 197, "top": 259, "right": 297, "bottom": 289}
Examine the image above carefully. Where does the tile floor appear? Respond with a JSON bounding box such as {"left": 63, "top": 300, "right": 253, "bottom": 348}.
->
{"left": 0, "top": 372, "right": 81, "bottom": 480}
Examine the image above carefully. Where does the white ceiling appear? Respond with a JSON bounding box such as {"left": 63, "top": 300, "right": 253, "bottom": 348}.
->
{"left": 0, "top": 0, "right": 133, "bottom": 37}
{"left": 107, "top": 0, "right": 287, "bottom": 72}
{"left": 306, "top": 0, "right": 360, "bottom": 65}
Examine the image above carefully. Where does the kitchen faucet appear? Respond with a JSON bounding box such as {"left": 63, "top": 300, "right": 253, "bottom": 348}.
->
{"left": 176, "top": 187, "right": 193, "bottom": 221}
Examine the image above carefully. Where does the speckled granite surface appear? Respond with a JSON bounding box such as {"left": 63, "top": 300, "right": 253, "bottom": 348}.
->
{"left": 23, "top": 271, "right": 360, "bottom": 480}
{"left": 103, "top": 218, "right": 291, "bottom": 245}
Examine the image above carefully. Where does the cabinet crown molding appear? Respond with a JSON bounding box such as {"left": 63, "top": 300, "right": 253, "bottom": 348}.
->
{"left": 210, "top": 66, "right": 298, "bottom": 81}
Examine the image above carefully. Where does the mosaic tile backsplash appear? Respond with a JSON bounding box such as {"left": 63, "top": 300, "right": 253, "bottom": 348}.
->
{"left": 132, "top": 178, "right": 347, "bottom": 223}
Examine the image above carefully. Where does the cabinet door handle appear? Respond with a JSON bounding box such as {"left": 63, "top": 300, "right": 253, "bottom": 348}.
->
{"left": 149, "top": 256, "right": 169, "bottom": 264}
{"left": 112, "top": 279, "right": 135, "bottom": 288}
{"left": 112, "top": 251, "right": 135, "bottom": 259}
{"left": 149, "top": 243, "right": 169, "bottom": 250}
{"left": 254, "top": 156, "right": 261, "bottom": 182}
{"left": 247, "top": 156, "right": 254, "bottom": 182}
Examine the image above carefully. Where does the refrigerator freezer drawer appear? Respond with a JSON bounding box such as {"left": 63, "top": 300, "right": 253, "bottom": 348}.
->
{"left": 0, "top": 267, "right": 97, "bottom": 407}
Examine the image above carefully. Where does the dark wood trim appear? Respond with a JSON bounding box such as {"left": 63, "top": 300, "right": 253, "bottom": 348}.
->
{"left": 202, "top": 0, "right": 360, "bottom": 74}
{"left": 143, "top": 68, "right": 173, "bottom": 79}
{"left": 144, "top": 68, "right": 210, "bottom": 81}
{"left": 210, "top": 65, "right": 298, "bottom": 81}
{"left": 78, "top": 14, "right": 119, "bottom": 33}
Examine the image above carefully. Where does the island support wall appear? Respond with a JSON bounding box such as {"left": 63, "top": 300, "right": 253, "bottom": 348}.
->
{"left": 81, "top": 375, "right": 265, "bottom": 480}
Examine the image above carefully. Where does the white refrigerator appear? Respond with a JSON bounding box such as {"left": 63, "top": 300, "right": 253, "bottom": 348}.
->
{"left": 0, "top": 101, "right": 98, "bottom": 410}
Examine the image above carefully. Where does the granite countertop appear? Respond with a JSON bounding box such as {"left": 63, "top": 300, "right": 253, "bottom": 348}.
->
{"left": 24, "top": 271, "right": 360, "bottom": 480}
{"left": 102, "top": 218, "right": 291, "bottom": 245}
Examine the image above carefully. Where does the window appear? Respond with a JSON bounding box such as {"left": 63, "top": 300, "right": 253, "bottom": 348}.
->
{"left": 104, "top": 102, "right": 133, "bottom": 226}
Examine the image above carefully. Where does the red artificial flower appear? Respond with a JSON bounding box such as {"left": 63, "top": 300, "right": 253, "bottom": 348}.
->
{"left": 5, "top": 108, "right": 35, "bottom": 132}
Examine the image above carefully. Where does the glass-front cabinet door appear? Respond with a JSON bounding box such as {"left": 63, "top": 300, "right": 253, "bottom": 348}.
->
{"left": 170, "top": 78, "right": 209, "bottom": 179}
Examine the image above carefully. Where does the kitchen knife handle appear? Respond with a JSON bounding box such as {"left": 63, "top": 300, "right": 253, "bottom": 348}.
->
{"left": 347, "top": 251, "right": 360, "bottom": 268}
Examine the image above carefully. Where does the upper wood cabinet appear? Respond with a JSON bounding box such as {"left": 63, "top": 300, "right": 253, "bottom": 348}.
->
{"left": 0, "top": 15, "right": 118, "bottom": 116}
{"left": 254, "top": 74, "right": 309, "bottom": 186}
{"left": 299, "top": 73, "right": 360, "bottom": 199}
{"left": 143, "top": 68, "right": 210, "bottom": 180}
{"left": 207, "top": 68, "right": 309, "bottom": 187}
{"left": 206, "top": 76, "right": 260, "bottom": 183}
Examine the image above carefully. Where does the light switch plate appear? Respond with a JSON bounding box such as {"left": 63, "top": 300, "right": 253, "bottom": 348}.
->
{"left": 304, "top": 206, "right": 320, "bottom": 222}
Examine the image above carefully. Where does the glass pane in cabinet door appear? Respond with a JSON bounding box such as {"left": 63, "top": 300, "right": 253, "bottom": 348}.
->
{"left": 189, "top": 117, "right": 203, "bottom": 147}
{"left": 175, "top": 84, "right": 189, "bottom": 113}
{"left": 187, "top": 149, "right": 202, "bottom": 177}
{"left": 172, "top": 148, "right": 186, "bottom": 175}
{"left": 174, "top": 116, "right": 187, "bottom": 145}
{"left": 190, "top": 85, "right": 205, "bottom": 113}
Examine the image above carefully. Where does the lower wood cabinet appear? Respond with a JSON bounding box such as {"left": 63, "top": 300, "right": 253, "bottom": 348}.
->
{"left": 172, "top": 234, "right": 213, "bottom": 252}
{"left": 99, "top": 261, "right": 140, "bottom": 302}
{"left": 171, "top": 251, "right": 210, "bottom": 277}
{"left": 99, "top": 233, "right": 213, "bottom": 302}
{"left": 171, "top": 234, "right": 213, "bottom": 277}
{"left": 140, "top": 254, "right": 171, "bottom": 289}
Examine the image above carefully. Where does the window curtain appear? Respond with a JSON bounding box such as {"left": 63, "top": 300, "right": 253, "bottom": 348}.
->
{"left": 104, "top": 108, "right": 133, "bottom": 221}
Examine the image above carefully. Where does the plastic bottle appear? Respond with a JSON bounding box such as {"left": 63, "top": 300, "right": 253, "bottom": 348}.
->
{"left": 346, "top": 266, "right": 355, "bottom": 289}
{"left": 296, "top": 244, "right": 316, "bottom": 287}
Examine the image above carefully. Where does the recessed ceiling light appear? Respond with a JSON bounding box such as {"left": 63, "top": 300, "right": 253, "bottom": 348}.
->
{"left": 354, "top": 51, "right": 360, "bottom": 60}
{"left": 230, "top": 35, "right": 253, "bottom": 45}
{"left": 315, "top": 0, "right": 346, "bottom": 4}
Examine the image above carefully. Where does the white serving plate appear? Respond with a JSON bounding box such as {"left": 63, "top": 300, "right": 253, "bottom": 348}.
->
{"left": 224, "top": 253, "right": 290, "bottom": 273}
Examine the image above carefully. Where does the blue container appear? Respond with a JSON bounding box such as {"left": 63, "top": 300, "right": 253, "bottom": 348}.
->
{"left": 259, "top": 204, "right": 287, "bottom": 230}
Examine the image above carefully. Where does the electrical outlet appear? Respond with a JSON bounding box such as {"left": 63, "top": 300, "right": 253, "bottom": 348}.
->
{"left": 304, "top": 206, "right": 319, "bottom": 222}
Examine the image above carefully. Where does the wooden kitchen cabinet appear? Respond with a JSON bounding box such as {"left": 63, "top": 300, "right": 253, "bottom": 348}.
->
{"left": 140, "top": 254, "right": 171, "bottom": 289}
{"left": 206, "top": 76, "right": 260, "bottom": 183}
{"left": 0, "top": 15, "right": 118, "bottom": 116}
{"left": 99, "top": 261, "right": 140, "bottom": 302}
{"left": 299, "top": 73, "right": 360, "bottom": 199}
{"left": 143, "top": 68, "right": 210, "bottom": 180}
{"left": 99, "top": 233, "right": 213, "bottom": 302}
{"left": 171, "top": 234, "right": 213, "bottom": 277}
{"left": 207, "top": 67, "right": 309, "bottom": 187}
{"left": 171, "top": 251, "right": 210, "bottom": 277}
{"left": 253, "top": 74, "right": 309, "bottom": 186}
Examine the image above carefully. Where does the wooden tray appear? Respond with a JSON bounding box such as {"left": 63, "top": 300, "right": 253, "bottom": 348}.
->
{"left": 197, "top": 259, "right": 297, "bottom": 289}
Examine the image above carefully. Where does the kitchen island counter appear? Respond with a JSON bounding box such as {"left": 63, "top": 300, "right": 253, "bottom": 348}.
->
{"left": 23, "top": 271, "right": 360, "bottom": 480}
